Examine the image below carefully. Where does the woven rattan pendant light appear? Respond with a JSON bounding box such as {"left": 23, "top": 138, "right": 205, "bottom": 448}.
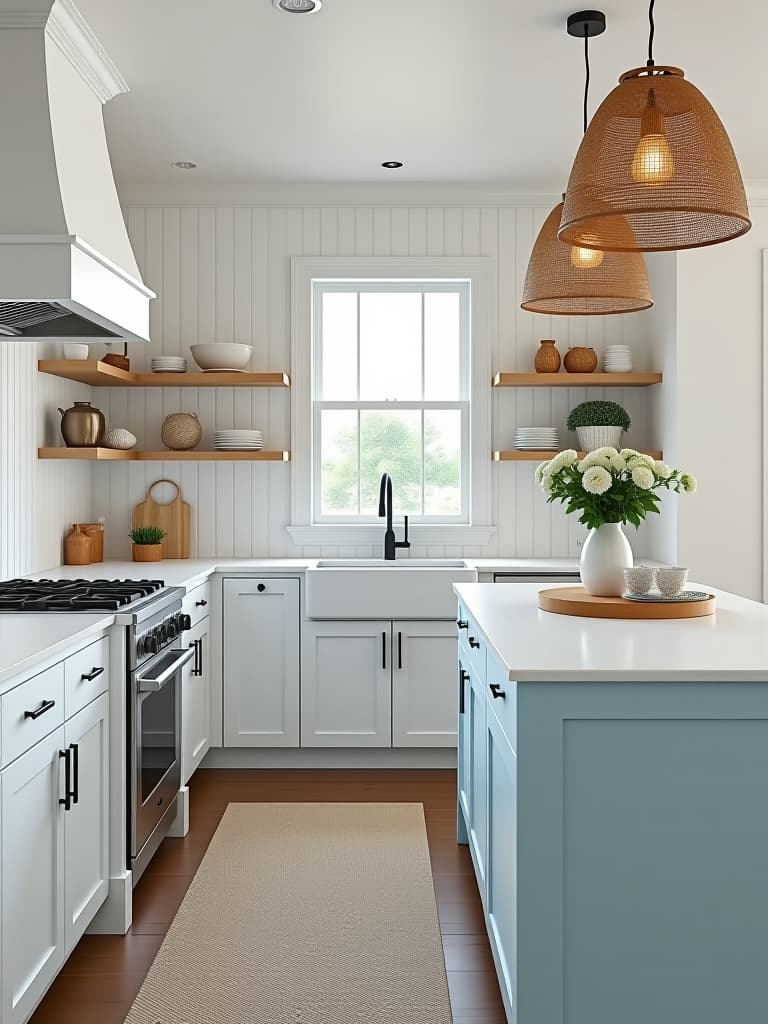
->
{"left": 521, "top": 11, "right": 652, "bottom": 316}
{"left": 559, "top": 0, "right": 751, "bottom": 252}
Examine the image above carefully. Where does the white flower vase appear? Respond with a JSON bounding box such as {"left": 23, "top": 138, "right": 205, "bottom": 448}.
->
{"left": 580, "top": 522, "right": 633, "bottom": 596}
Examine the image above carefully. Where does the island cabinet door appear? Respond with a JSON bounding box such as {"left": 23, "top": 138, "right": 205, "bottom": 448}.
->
{"left": 223, "top": 579, "right": 300, "bottom": 748}
{"left": 392, "top": 621, "right": 458, "bottom": 747}
{"left": 468, "top": 667, "right": 488, "bottom": 893}
{"left": 457, "top": 658, "right": 472, "bottom": 826}
{"left": 1, "top": 727, "right": 66, "bottom": 1024}
{"left": 301, "top": 622, "right": 392, "bottom": 747}
{"left": 182, "top": 616, "right": 211, "bottom": 782}
{"left": 486, "top": 707, "right": 518, "bottom": 1023}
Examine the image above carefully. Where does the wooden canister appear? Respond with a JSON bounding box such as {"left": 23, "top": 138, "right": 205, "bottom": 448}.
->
{"left": 81, "top": 523, "right": 104, "bottom": 563}
{"left": 534, "top": 339, "right": 561, "bottom": 373}
{"left": 64, "top": 525, "right": 92, "bottom": 565}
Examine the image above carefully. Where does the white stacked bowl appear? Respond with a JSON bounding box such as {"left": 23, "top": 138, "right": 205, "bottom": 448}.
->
{"left": 514, "top": 427, "right": 560, "bottom": 451}
{"left": 604, "top": 345, "right": 632, "bottom": 372}
{"left": 214, "top": 429, "right": 264, "bottom": 450}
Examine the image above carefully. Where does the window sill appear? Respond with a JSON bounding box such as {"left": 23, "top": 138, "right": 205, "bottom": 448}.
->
{"left": 287, "top": 524, "right": 496, "bottom": 547}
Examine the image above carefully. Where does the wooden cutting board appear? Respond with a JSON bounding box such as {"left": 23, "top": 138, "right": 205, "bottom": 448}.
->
{"left": 538, "top": 586, "right": 716, "bottom": 619}
{"left": 133, "top": 479, "right": 190, "bottom": 559}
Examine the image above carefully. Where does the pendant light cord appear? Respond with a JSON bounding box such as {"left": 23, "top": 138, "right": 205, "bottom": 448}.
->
{"left": 583, "top": 26, "right": 590, "bottom": 134}
{"left": 647, "top": 0, "right": 656, "bottom": 66}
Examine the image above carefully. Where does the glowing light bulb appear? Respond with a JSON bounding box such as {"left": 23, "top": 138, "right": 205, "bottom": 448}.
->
{"left": 631, "top": 89, "right": 674, "bottom": 184}
{"left": 570, "top": 245, "right": 605, "bottom": 269}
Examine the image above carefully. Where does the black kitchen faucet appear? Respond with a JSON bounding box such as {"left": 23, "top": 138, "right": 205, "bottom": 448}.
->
{"left": 378, "top": 472, "right": 410, "bottom": 560}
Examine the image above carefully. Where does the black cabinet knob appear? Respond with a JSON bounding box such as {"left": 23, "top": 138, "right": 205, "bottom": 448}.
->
{"left": 456, "top": 620, "right": 468, "bottom": 630}
{"left": 469, "top": 637, "right": 480, "bottom": 649}
{"left": 489, "top": 683, "right": 506, "bottom": 700}
{"left": 257, "top": 583, "right": 266, "bottom": 593}
{"left": 196, "top": 599, "right": 208, "bottom": 607}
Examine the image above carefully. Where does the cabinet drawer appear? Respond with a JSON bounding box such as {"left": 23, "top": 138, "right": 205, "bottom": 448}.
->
{"left": 457, "top": 603, "right": 486, "bottom": 679}
{"left": 64, "top": 636, "right": 109, "bottom": 719}
{"left": 1, "top": 663, "right": 65, "bottom": 767}
{"left": 486, "top": 651, "right": 516, "bottom": 752}
{"left": 183, "top": 580, "right": 211, "bottom": 627}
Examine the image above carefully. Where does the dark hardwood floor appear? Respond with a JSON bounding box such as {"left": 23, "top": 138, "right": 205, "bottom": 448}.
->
{"left": 29, "top": 768, "right": 505, "bottom": 1023}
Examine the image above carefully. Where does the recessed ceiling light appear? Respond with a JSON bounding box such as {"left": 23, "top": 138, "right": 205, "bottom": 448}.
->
{"left": 272, "top": 0, "right": 322, "bottom": 13}
{"left": 173, "top": 161, "right": 197, "bottom": 170}
{"left": 382, "top": 161, "right": 403, "bottom": 169}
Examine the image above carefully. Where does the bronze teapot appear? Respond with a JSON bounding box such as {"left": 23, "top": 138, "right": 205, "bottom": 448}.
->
{"left": 58, "top": 401, "right": 106, "bottom": 447}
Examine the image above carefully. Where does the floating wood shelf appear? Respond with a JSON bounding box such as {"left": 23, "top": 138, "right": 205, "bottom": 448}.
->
{"left": 493, "top": 450, "right": 663, "bottom": 462}
{"left": 492, "top": 372, "right": 662, "bottom": 388}
{"left": 38, "top": 448, "right": 291, "bottom": 462}
{"left": 38, "top": 360, "right": 290, "bottom": 388}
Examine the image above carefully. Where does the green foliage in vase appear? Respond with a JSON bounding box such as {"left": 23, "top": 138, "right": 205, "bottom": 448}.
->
{"left": 129, "top": 526, "right": 167, "bottom": 545}
{"left": 536, "top": 448, "right": 696, "bottom": 530}
{"left": 566, "top": 400, "right": 631, "bottom": 432}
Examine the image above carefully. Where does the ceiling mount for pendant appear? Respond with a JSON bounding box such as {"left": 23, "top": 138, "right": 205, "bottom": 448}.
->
{"left": 520, "top": 9, "right": 652, "bottom": 317}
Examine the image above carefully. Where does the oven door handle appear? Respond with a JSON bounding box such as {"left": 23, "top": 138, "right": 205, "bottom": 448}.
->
{"left": 137, "top": 647, "right": 196, "bottom": 693}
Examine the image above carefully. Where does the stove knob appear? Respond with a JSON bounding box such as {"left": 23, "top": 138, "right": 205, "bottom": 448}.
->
{"left": 180, "top": 614, "right": 192, "bottom": 632}
{"left": 136, "top": 636, "right": 145, "bottom": 659}
{"left": 158, "top": 624, "right": 168, "bottom": 644}
{"left": 166, "top": 619, "right": 178, "bottom": 640}
{"left": 146, "top": 632, "right": 160, "bottom": 655}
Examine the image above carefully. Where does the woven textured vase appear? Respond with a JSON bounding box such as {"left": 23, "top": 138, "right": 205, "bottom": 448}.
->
{"left": 559, "top": 66, "right": 751, "bottom": 253}
{"left": 521, "top": 203, "right": 652, "bottom": 316}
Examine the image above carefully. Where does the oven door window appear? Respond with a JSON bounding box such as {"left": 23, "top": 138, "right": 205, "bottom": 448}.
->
{"left": 139, "top": 681, "right": 177, "bottom": 801}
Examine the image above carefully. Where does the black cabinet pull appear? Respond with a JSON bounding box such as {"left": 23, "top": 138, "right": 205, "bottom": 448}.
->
{"left": 24, "top": 699, "right": 56, "bottom": 721}
{"left": 398, "top": 631, "right": 403, "bottom": 670}
{"left": 196, "top": 599, "right": 208, "bottom": 606}
{"left": 456, "top": 620, "right": 468, "bottom": 630}
{"left": 80, "top": 666, "right": 104, "bottom": 682}
{"left": 382, "top": 631, "right": 387, "bottom": 670}
{"left": 70, "top": 743, "right": 79, "bottom": 805}
{"left": 489, "top": 683, "right": 506, "bottom": 700}
{"left": 59, "top": 749, "right": 71, "bottom": 811}
{"left": 189, "top": 640, "right": 202, "bottom": 677}
{"left": 469, "top": 637, "right": 480, "bottom": 649}
{"left": 459, "top": 668, "right": 469, "bottom": 715}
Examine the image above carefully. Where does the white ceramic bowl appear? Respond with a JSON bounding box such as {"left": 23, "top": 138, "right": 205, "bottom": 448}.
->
{"left": 63, "top": 343, "right": 90, "bottom": 360}
{"left": 656, "top": 566, "right": 689, "bottom": 598}
{"left": 623, "top": 566, "right": 656, "bottom": 596}
{"left": 190, "top": 343, "right": 253, "bottom": 371}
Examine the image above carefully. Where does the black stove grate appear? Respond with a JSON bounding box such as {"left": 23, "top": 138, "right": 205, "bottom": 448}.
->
{"left": 0, "top": 578, "right": 165, "bottom": 612}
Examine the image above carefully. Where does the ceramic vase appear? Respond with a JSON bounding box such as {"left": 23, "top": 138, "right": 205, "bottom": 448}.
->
{"left": 580, "top": 522, "right": 633, "bottom": 596}
{"left": 576, "top": 425, "right": 623, "bottom": 452}
{"left": 563, "top": 346, "right": 598, "bottom": 373}
{"left": 534, "top": 339, "right": 561, "bottom": 373}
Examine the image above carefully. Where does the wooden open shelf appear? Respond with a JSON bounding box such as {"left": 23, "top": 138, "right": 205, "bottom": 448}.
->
{"left": 493, "top": 450, "right": 663, "bottom": 462}
{"left": 492, "top": 372, "right": 662, "bottom": 388}
{"left": 38, "top": 360, "right": 290, "bottom": 388}
{"left": 38, "top": 448, "right": 291, "bottom": 462}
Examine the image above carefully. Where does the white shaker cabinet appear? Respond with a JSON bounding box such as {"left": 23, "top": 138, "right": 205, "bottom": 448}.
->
{"left": 1, "top": 727, "right": 66, "bottom": 1024}
{"left": 64, "top": 692, "right": 110, "bottom": 952}
{"left": 392, "top": 621, "right": 457, "bottom": 747}
{"left": 223, "top": 579, "right": 300, "bottom": 747}
{"left": 302, "top": 622, "right": 392, "bottom": 747}
{"left": 182, "top": 616, "right": 211, "bottom": 782}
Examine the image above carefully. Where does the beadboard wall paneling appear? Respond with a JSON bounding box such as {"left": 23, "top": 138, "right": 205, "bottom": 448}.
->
{"left": 0, "top": 343, "right": 91, "bottom": 578}
{"left": 92, "top": 204, "right": 659, "bottom": 561}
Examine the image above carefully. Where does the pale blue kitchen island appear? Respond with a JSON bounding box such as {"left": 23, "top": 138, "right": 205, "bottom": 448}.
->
{"left": 454, "top": 581, "right": 768, "bottom": 1024}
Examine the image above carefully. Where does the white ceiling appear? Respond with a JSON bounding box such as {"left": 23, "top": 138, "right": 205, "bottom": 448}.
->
{"left": 75, "top": 0, "right": 768, "bottom": 185}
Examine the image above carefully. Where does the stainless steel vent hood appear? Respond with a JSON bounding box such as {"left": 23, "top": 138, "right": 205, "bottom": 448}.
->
{"left": 0, "top": 0, "right": 154, "bottom": 342}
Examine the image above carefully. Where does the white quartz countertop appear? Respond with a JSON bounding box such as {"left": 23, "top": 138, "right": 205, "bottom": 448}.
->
{"left": 0, "top": 612, "right": 115, "bottom": 691}
{"left": 454, "top": 582, "right": 768, "bottom": 682}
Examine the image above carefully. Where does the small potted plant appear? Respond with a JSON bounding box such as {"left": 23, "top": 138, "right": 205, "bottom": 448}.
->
{"left": 129, "top": 526, "right": 166, "bottom": 562}
{"left": 567, "top": 400, "right": 631, "bottom": 452}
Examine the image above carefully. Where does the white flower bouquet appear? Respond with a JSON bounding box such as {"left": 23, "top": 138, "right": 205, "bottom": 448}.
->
{"left": 536, "top": 448, "right": 696, "bottom": 530}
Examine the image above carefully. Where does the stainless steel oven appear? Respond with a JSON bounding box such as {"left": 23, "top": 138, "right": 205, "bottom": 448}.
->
{"left": 129, "top": 600, "right": 193, "bottom": 883}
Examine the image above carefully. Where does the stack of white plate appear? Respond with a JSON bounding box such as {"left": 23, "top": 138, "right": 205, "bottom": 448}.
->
{"left": 603, "top": 345, "right": 632, "bottom": 372}
{"left": 214, "top": 429, "right": 263, "bottom": 451}
{"left": 151, "top": 356, "right": 187, "bottom": 373}
{"left": 514, "top": 427, "right": 560, "bottom": 451}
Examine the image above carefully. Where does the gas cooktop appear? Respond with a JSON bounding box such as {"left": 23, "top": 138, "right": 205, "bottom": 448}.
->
{"left": 0, "top": 578, "right": 166, "bottom": 612}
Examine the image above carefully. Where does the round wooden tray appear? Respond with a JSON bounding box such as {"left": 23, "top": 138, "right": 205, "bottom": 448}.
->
{"left": 538, "top": 586, "right": 716, "bottom": 619}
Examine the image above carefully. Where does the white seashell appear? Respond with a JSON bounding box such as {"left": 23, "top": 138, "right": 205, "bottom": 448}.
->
{"left": 103, "top": 427, "right": 137, "bottom": 450}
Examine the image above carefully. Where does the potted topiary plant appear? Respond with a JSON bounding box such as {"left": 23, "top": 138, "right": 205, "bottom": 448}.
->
{"left": 566, "top": 400, "right": 631, "bottom": 452}
{"left": 129, "top": 526, "right": 166, "bottom": 562}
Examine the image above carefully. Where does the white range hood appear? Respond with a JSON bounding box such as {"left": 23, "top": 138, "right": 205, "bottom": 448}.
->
{"left": 0, "top": 0, "right": 154, "bottom": 341}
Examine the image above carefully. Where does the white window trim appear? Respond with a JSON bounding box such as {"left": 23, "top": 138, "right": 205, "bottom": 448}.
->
{"left": 289, "top": 256, "right": 495, "bottom": 547}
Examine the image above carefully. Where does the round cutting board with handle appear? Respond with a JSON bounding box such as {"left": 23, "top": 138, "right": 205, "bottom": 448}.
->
{"left": 133, "top": 479, "right": 190, "bottom": 559}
